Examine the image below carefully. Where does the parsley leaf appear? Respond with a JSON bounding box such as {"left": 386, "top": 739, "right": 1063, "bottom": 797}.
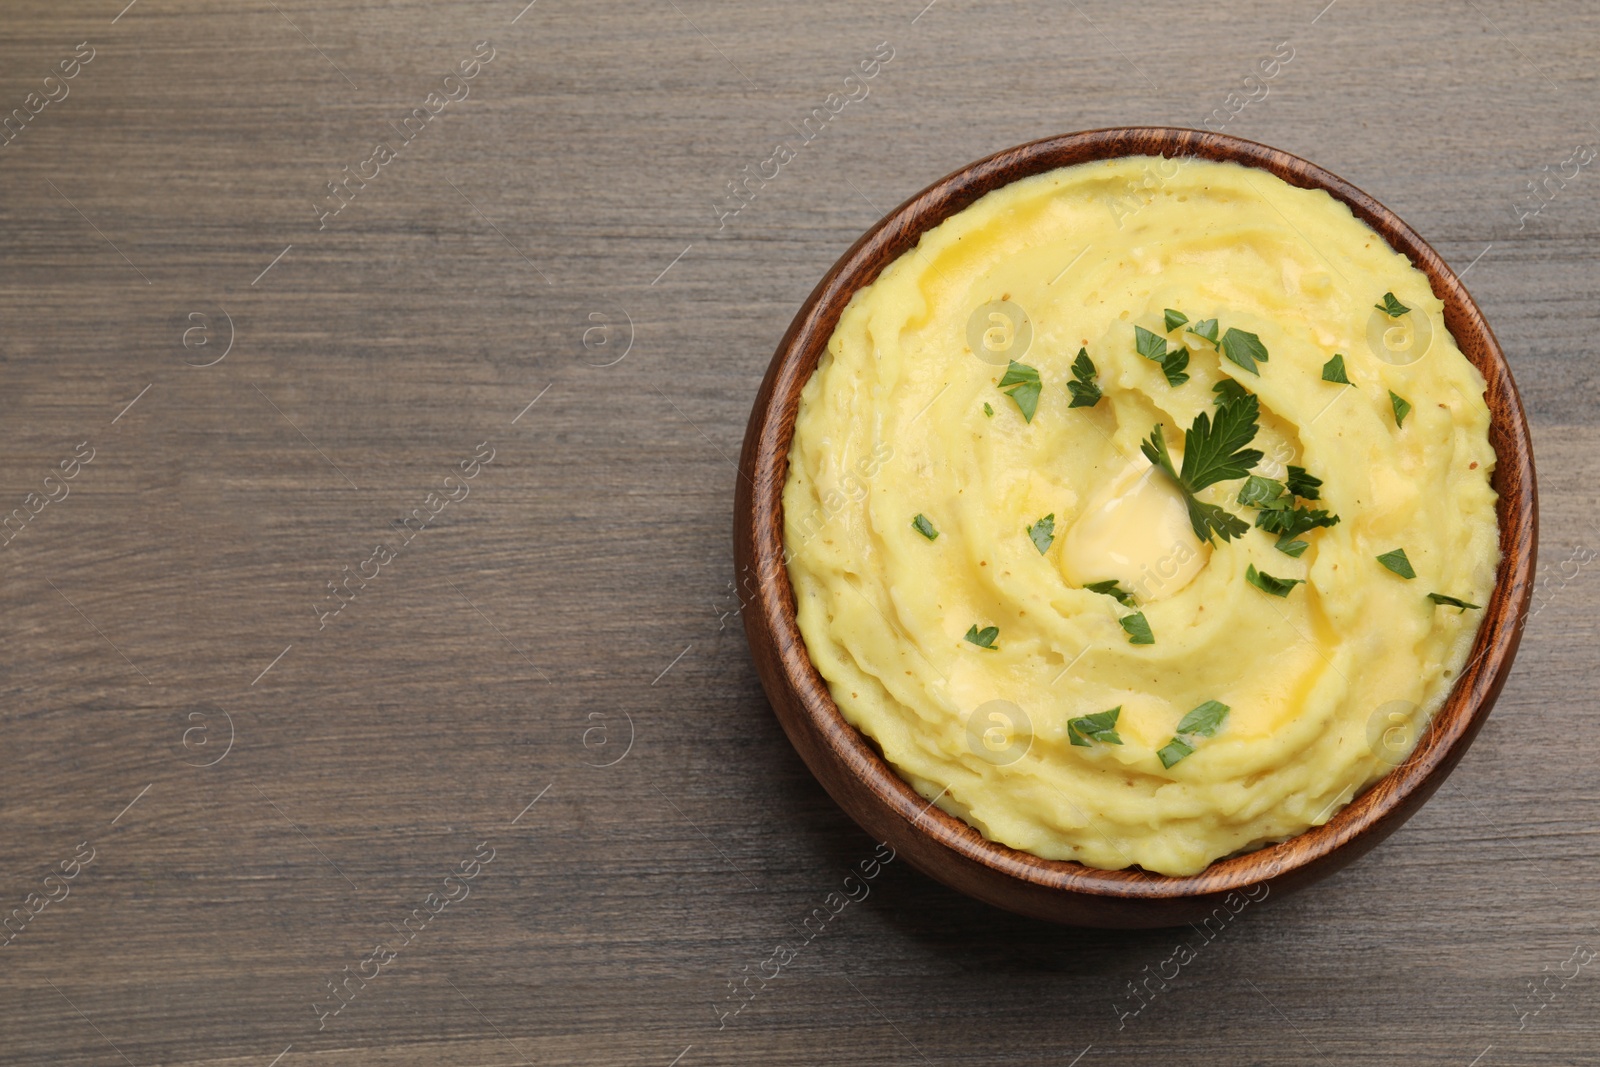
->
{"left": 1135, "top": 325, "right": 1167, "bottom": 360}
{"left": 911, "top": 513, "right": 939, "bottom": 541}
{"left": 1213, "top": 378, "right": 1250, "bottom": 404}
{"left": 1085, "top": 579, "right": 1136, "bottom": 606}
{"left": 1255, "top": 503, "right": 1340, "bottom": 540}
{"left": 1237, "top": 474, "right": 1285, "bottom": 508}
{"left": 1164, "top": 308, "right": 1189, "bottom": 332}
{"left": 1067, "top": 348, "right": 1102, "bottom": 408}
{"left": 997, "top": 360, "right": 1042, "bottom": 422}
{"left": 1285, "top": 465, "right": 1322, "bottom": 501}
{"left": 1377, "top": 548, "right": 1415, "bottom": 579}
{"left": 1157, "top": 738, "right": 1194, "bottom": 768}
{"left": 964, "top": 624, "right": 1000, "bottom": 649}
{"left": 1068, "top": 706, "right": 1123, "bottom": 747}
{"left": 1159, "top": 700, "right": 1231, "bottom": 767}
{"left": 1159, "top": 349, "right": 1190, "bottom": 387}
{"left": 1246, "top": 562, "right": 1305, "bottom": 597}
{"left": 1376, "top": 292, "right": 1411, "bottom": 317}
{"left": 983, "top": 402, "right": 994, "bottom": 417}
{"left": 1390, "top": 391, "right": 1411, "bottom": 428}
{"left": 1173, "top": 393, "right": 1265, "bottom": 491}
{"left": 1142, "top": 393, "right": 1263, "bottom": 543}
{"left": 1188, "top": 318, "right": 1219, "bottom": 346}
{"left": 1176, "top": 699, "right": 1230, "bottom": 737}
{"left": 1026, "top": 513, "right": 1055, "bottom": 554}
{"left": 1135, "top": 326, "right": 1189, "bottom": 387}
{"left": 1220, "top": 327, "right": 1269, "bottom": 375}
{"left": 1119, "top": 612, "right": 1155, "bottom": 645}
{"left": 1427, "top": 593, "right": 1481, "bottom": 611}
{"left": 1321, "top": 353, "right": 1351, "bottom": 385}
{"left": 1275, "top": 537, "right": 1309, "bottom": 558}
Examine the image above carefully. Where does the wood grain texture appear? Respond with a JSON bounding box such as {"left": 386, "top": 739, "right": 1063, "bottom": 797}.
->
{"left": 0, "top": 0, "right": 1595, "bottom": 1063}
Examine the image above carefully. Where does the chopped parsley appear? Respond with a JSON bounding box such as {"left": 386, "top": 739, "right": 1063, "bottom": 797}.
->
{"left": 1246, "top": 562, "right": 1305, "bottom": 597}
{"left": 1158, "top": 699, "right": 1230, "bottom": 768}
{"left": 1027, "top": 513, "right": 1055, "bottom": 554}
{"left": 1157, "top": 738, "right": 1194, "bottom": 768}
{"left": 1119, "top": 611, "right": 1155, "bottom": 645}
{"left": 1068, "top": 706, "right": 1124, "bottom": 747}
{"left": 1236, "top": 474, "right": 1285, "bottom": 508}
{"left": 1233, "top": 461, "right": 1333, "bottom": 555}
{"left": 1285, "top": 465, "right": 1322, "bottom": 501}
{"left": 1220, "top": 327, "right": 1269, "bottom": 375}
{"left": 1321, "top": 354, "right": 1351, "bottom": 385}
{"left": 1390, "top": 391, "right": 1411, "bottom": 428}
{"left": 1135, "top": 325, "right": 1189, "bottom": 387}
{"left": 1213, "top": 378, "right": 1250, "bottom": 404}
{"left": 1085, "top": 579, "right": 1136, "bottom": 606}
{"left": 1427, "top": 593, "right": 1481, "bottom": 612}
{"left": 1187, "top": 318, "right": 1219, "bottom": 346}
{"left": 1164, "top": 308, "right": 1189, "bottom": 332}
{"left": 983, "top": 401, "right": 994, "bottom": 417}
{"left": 1377, "top": 548, "right": 1415, "bottom": 579}
{"left": 1376, "top": 292, "right": 1411, "bottom": 317}
{"left": 964, "top": 624, "right": 1000, "bottom": 649}
{"left": 911, "top": 513, "right": 939, "bottom": 541}
{"left": 1066, "top": 348, "right": 1102, "bottom": 408}
{"left": 997, "top": 360, "right": 1041, "bottom": 422}
{"left": 1256, "top": 503, "right": 1340, "bottom": 541}
{"left": 1141, "top": 392, "right": 1263, "bottom": 543}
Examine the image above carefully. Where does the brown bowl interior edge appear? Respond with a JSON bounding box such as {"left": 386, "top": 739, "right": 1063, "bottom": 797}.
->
{"left": 735, "top": 128, "right": 1537, "bottom": 928}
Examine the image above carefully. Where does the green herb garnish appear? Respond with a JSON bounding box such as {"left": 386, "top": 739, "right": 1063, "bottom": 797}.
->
{"left": 1285, "top": 465, "right": 1322, "bottom": 501}
{"left": 1119, "top": 612, "right": 1155, "bottom": 645}
{"left": 1066, "top": 348, "right": 1102, "bottom": 408}
{"left": 1376, "top": 292, "right": 1410, "bottom": 317}
{"left": 1157, "top": 738, "right": 1194, "bottom": 768}
{"left": 1321, "top": 354, "right": 1351, "bottom": 385}
{"left": 1135, "top": 325, "right": 1189, "bottom": 387}
{"left": 1275, "top": 537, "right": 1309, "bottom": 558}
{"left": 1176, "top": 700, "right": 1230, "bottom": 737}
{"left": 1068, "top": 706, "right": 1123, "bottom": 747}
{"left": 997, "top": 360, "right": 1041, "bottom": 422}
{"left": 1141, "top": 393, "right": 1263, "bottom": 543}
{"left": 1212, "top": 378, "right": 1249, "bottom": 404}
{"left": 1164, "top": 308, "right": 1189, "bottom": 332}
{"left": 1255, "top": 503, "right": 1340, "bottom": 540}
{"left": 1085, "top": 579, "right": 1136, "bottom": 606}
{"left": 1187, "top": 318, "right": 1219, "bottom": 346}
{"left": 1236, "top": 474, "right": 1285, "bottom": 508}
{"left": 1026, "top": 514, "right": 1055, "bottom": 554}
{"left": 1246, "top": 562, "right": 1305, "bottom": 597}
{"left": 1377, "top": 548, "right": 1415, "bottom": 579}
{"left": 1427, "top": 593, "right": 1481, "bottom": 612}
{"left": 911, "top": 514, "right": 939, "bottom": 541}
{"left": 1390, "top": 391, "right": 1411, "bottom": 428}
{"left": 1220, "top": 327, "right": 1269, "bottom": 375}
{"left": 1135, "top": 325, "right": 1166, "bottom": 360}
{"left": 983, "top": 402, "right": 994, "bottom": 417}
{"left": 964, "top": 624, "right": 1000, "bottom": 649}
{"left": 1158, "top": 700, "right": 1230, "bottom": 768}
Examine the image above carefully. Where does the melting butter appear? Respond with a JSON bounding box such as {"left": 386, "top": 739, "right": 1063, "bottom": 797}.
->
{"left": 1060, "top": 462, "right": 1206, "bottom": 601}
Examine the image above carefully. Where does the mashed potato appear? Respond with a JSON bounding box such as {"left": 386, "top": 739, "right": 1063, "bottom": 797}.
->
{"left": 783, "top": 156, "right": 1498, "bottom": 876}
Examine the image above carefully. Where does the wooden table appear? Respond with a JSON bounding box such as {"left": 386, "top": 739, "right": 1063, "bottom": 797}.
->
{"left": 1, "top": 2, "right": 1595, "bottom": 1064}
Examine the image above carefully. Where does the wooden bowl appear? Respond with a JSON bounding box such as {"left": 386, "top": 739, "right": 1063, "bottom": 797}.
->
{"left": 734, "top": 128, "right": 1537, "bottom": 928}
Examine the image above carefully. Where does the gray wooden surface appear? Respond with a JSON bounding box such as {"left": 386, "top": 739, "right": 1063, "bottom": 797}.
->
{"left": 0, "top": 1, "right": 1596, "bottom": 1064}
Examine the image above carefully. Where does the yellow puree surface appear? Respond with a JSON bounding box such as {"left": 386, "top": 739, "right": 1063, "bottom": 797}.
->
{"left": 783, "top": 157, "right": 1499, "bottom": 876}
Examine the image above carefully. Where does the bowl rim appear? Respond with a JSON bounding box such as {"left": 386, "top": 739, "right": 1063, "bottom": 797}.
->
{"left": 736, "top": 127, "right": 1537, "bottom": 904}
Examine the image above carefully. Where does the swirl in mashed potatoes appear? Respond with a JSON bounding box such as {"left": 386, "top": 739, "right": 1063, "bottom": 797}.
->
{"left": 783, "top": 156, "right": 1498, "bottom": 876}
